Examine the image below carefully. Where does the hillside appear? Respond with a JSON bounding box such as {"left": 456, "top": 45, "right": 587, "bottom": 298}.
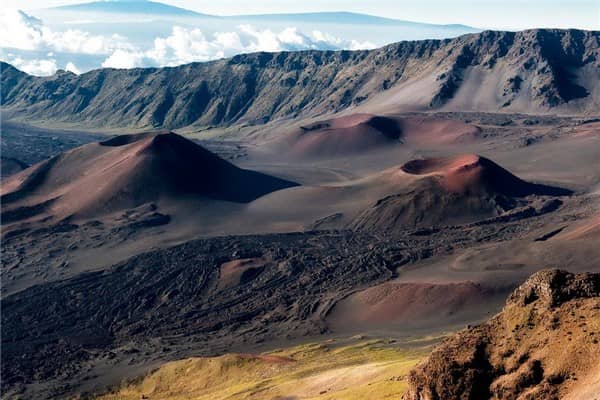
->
{"left": 404, "top": 269, "right": 600, "bottom": 400}
{"left": 278, "top": 114, "right": 404, "bottom": 158}
{"left": 0, "top": 232, "right": 397, "bottom": 399}
{"left": 95, "top": 338, "right": 429, "bottom": 400}
{"left": 90, "top": 269, "right": 600, "bottom": 400}
{"left": 1, "top": 29, "right": 599, "bottom": 130}
{"left": 349, "top": 154, "right": 571, "bottom": 231}
{"left": 0, "top": 131, "right": 297, "bottom": 221}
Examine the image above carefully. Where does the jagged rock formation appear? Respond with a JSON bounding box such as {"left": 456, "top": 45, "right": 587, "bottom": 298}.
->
{"left": 404, "top": 269, "right": 600, "bottom": 400}
{"left": 1, "top": 29, "right": 598, "bottom": 130}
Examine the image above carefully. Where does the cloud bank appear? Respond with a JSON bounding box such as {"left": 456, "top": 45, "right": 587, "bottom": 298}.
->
{"left": 7, "top": 56, "right": 59, "bottom": 76}
{"left": 0, "top": 9, "right": 132, "bottom": 54}
{"left": 103, "top": 25, "right": 375, "bottom": 69}
{"left": 0, "top": 9, "right": 376, "bottom": 75}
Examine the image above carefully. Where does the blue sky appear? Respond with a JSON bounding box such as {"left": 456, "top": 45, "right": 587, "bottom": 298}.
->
{"left": 8, "top": 0, "right": 600, "bottom": 30}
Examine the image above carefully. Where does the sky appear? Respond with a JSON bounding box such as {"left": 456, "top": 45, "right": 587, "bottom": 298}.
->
{"left": 7, "top": 0, "right": 600, "bottom": 31}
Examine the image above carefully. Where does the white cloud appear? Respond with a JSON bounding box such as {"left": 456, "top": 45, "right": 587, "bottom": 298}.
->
{"left": 0, "top": 9, "right": 132, "bottom": 55}
{"left": 148, "top": 26, "right": 219, "bottom": 65}
{"left": 128, "top": 25, "right": 375, "bottom": 68}
{"left": 312, "top": 30, "right": 376, "bottom": 50}
{"left": 278, "top": 27, "right": 308, "bottom": 47}
{"left": 43, "top": 29, "right": 132, "bottom": 55}
{"left": 214, "top": 31, "right": 243, "bottom": 50}
{"left": 238, "top": 25, "right": 285, "bottom": 53}
{"left": 101, "top": 49, "right": 144, "bottom": 69}
{"left": 348, "top": 40, "right": 376, "bottom": 50}
{"left": 10, "top": 56, "right": 57, "bottom": 76}
{"left": 0, "top": 10, "right": 44, "bottom": 50}
{"left": 65, "top": 61, "right": 80, "bottom": 74}
{"left": 1, "top": 9, "right": 378, "bottom": 74}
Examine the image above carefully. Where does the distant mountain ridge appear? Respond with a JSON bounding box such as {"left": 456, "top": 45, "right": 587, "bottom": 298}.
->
{"left": 50, "top": 0, "right": 208, "bottom": 16}
{"left": 1, "top": 29, "right": 599, "bottom": 130}
{"left": 48, "top": 1, "right": 477, "bottom": 30}
{"left": 227, "top": 11, "right": 477, "bottom": 29}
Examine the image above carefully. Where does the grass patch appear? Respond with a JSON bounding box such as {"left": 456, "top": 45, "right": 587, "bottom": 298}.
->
{"left": 97, "top": 337, "right": 433, "bottom": 400}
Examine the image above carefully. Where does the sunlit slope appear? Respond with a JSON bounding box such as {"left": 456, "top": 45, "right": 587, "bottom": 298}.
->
{"left": 98, "top": 338, "right": 432, "bottom": 400}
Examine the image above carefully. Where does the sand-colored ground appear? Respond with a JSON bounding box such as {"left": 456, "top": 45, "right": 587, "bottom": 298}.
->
{"left": 271, "top": 113, "right": 483, "bottom": 159}
{"left": 557, "top": 213, "right": 600, "bottom": 240}
{"left": 327, "top": 281, "right": 506, "bottom": 333}
{"left": 219, "top": 258, "right": 268, "bottom": 289}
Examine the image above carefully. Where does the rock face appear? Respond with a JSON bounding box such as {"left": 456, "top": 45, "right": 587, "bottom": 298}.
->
{"left": 2, "top": 29, "right": 599, "bottom": 129}
{"left": 404, "top": 269, "right": 600, "bottom": 400}
{"left": 508, "top": 269, "right": 600, "bottom": 307}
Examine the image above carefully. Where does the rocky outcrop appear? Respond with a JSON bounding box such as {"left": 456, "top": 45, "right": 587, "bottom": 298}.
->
{"left": 404, "top": 269, "right": 600, "bottom": 400}
{"left": 508, "top": 269, "right": 600, "bottom": 307}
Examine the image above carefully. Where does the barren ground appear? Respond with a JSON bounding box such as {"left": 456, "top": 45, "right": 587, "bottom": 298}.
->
{"left": 1, "top": 111, "right": 599, "bottom": 399}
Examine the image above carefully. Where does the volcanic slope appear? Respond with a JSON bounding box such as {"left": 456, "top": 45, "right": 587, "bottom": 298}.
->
{"left": 274, "top": 113, "right": 482, "bottom": 158}
{"left": 0, "top": 131, "right": 297, "bottom": 222}
{"left": 0, "top": 157, "right": 28, "bottom": 178}
{"left": 349, "top": 154, "right": 572, "bottom": 231}
{"left": 279, "top": 114, "right": 403, "bottom": 158}
{"left": 1, "top": 29, "right": 599, "bottom": 130}
{"left": 404, "top": 269, "right": 600, "bottom": 400}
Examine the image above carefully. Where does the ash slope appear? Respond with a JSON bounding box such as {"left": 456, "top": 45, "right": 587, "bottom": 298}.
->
{"left": 404, "top": 269, "right": 600, "bottom": 400}
{"left": 2, "top": 29, "right": 599, "bottom": 129}
{"left": 0, "top": 131, "right": 297, "bottom": 221}
{"left": 350, "top": 154, "right": 571, "bottom": 231}
{"left": 271, "top": 113, "right": 482, "bottom": 159}
{"left": 279, "top": 114, "right": 404, "bottom": 158}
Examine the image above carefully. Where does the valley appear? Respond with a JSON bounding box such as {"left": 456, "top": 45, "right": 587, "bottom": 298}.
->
{"left": 1, "top": 27, "right": 599, "bottom": 400}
